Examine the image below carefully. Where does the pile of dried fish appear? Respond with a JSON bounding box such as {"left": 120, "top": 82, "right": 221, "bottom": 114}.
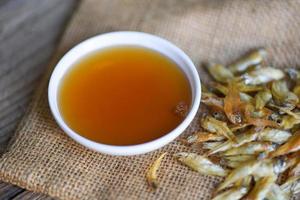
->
{"left": 147, "top": 49, "right": 300, "bottom": 200}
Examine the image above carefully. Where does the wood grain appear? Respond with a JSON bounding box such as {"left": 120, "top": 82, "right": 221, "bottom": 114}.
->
{"left": 0, "top": 182, "right": 24, "bottom": 200}
{"left": 0, "top": 0, "right": 78, "bottom": 199}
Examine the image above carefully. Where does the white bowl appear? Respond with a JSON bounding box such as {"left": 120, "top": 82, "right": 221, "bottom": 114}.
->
{"left": 48, "top": 31, "right": 201, "bottom": 156}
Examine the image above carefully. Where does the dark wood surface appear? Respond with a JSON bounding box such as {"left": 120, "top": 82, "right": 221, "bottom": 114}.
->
{"left": 0, "top": 0, "right": 78, "bottom": 199}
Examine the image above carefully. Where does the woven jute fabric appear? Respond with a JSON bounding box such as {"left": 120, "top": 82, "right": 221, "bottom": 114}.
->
{"left": 1, "top": 0, "right": 300, "bottom": 199}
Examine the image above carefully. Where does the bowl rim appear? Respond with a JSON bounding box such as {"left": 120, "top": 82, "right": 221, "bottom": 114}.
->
{"left": 48, "top": 31, "right": 201, "bottom": 156}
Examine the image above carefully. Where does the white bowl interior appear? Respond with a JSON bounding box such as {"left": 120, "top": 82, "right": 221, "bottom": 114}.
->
{"left": 48, "top": 31, "right": 201, "bottom": 156}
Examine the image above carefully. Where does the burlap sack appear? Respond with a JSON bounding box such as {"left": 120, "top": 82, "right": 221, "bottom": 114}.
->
{"left": 1, "top": 0, "right": 300, "bottom": 199}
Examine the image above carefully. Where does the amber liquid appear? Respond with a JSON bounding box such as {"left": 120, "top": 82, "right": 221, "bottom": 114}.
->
{"left": 59, "top": 46, "right": 192, "bottom": 145}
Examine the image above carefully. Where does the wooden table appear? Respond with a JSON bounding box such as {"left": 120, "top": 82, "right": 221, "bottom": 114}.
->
{"left": 0, "top": 0, "right": 78, "bottom": 199}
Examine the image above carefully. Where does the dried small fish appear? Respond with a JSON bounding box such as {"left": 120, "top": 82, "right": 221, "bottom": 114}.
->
{"left": 175, "top": 152, "right": 228, "bottom": 177}
{"left": 185, "top": 132, "right": 224, "bottom": 145}
{"left": 269, "top": 132, "right": 300, "bottom": 157}
{"left": 201, "top": 92, "right": 224, "bottom": 111}
{"left": 280, "top": 115, "right": 300, "bottom": 130}
{"left": 271, "top": 80, "right": 299, "bottom": 110}
{"left": 217, "top": 159, "right": 261, "bottom": 191}
{"left": 206, "top": 63, "right": 234, "bottom": 83}
{"left": 241, "top": 67, "right": 284, "bottom": 85}
{"left": 171, "top": 49, "right": 300, "bottom": 200}
{"left": 212, "top": 187, "right": 248, "bottom": 200}
{"left": 146, "top": 152, "right": 167, "bottom": 189}
{"left": 224, "top": 83, "right": 243, "bottom": 124}
{"left": 201, "top": 116, "right": 237, "bottom": 142}
{"left": 228, "top": 49, "right": 267, "bottom": 74}
{"left": 235, "top": 129, "right": 259, "bottom": 145}
{"left": 246, "top": 175, "right": 277, "bottom": 200}
{"left": 208, "top": 129, "right": 259, "bottom": 155}
{"left": 255, "top": 89, "right": 272, "bottom": 110}
{"left": 222, "top": 141, "right": 276, "bottom": 156}
{"left": 257, "top": 128, "right": 291, "bottom": 144}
